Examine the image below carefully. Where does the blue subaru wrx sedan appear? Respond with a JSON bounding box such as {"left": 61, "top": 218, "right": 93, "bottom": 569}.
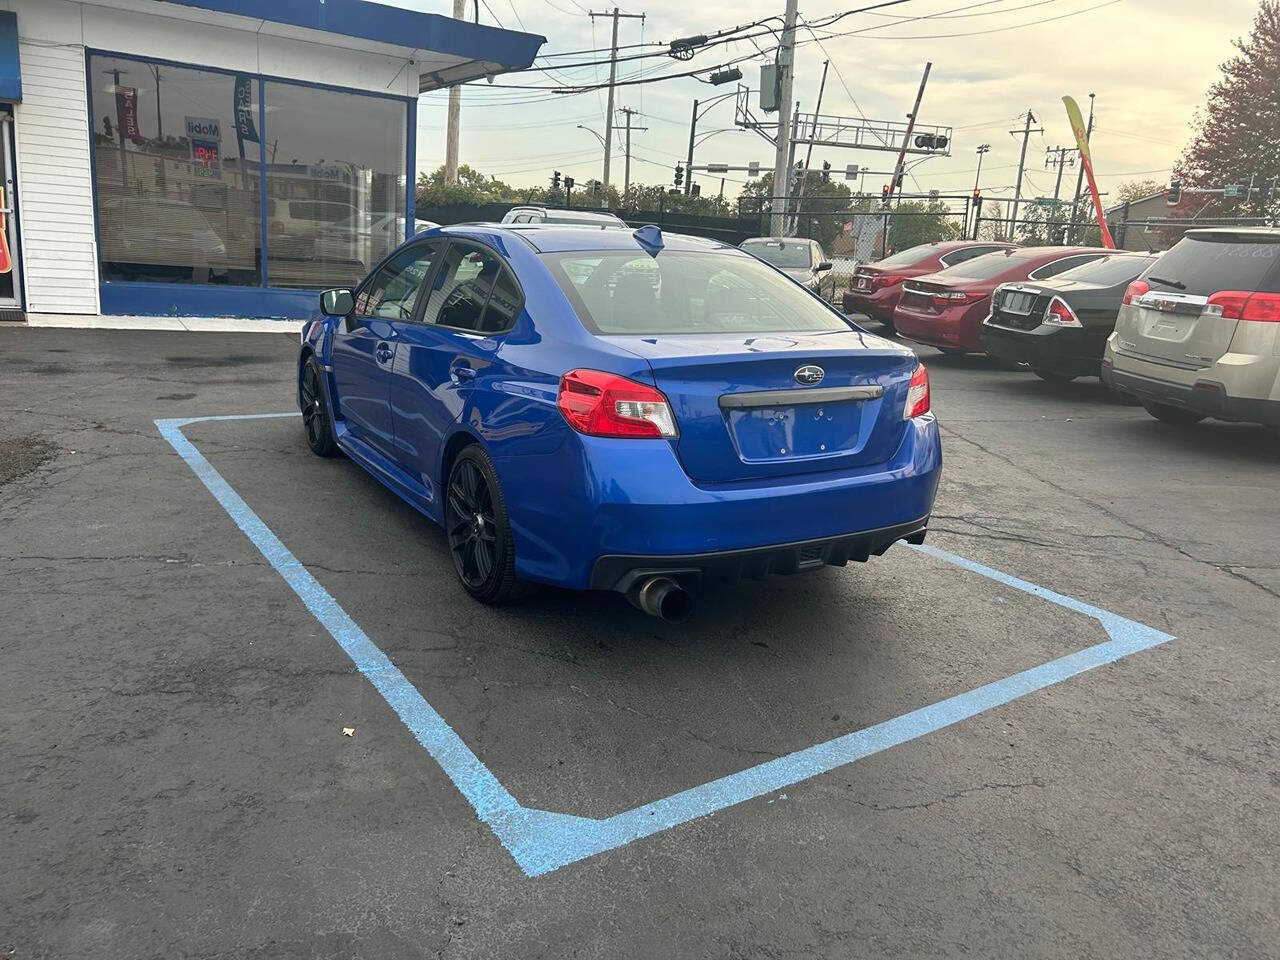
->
{"left": 298, "top": 223, "right": 941, "bottom": 621}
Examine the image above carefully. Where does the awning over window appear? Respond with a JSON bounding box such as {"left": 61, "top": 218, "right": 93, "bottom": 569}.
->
{"left": 158, "top": 0, "right": 545, "bottom": 91}
{"left": 0, "top": 12, "right": 21, "bottom": 103}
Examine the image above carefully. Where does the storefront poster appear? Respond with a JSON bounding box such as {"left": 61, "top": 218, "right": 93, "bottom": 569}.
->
{"left": 234, "top": 76, "right": 258, "bottom": 144}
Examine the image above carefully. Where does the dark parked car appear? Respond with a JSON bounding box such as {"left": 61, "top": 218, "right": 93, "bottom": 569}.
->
{"left": 979, "top": 252, "right": 1160, "bottom": 381}
{"left": 843, "top": 241, "right": 1016, "bottom": 332}
{"left": 893, "top": 246, "right": 1112, "bottom": 354}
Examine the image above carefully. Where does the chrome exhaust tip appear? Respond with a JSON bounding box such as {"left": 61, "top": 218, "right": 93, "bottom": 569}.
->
{"left": 627, "top": 575, "right": 693, "bottom": 623}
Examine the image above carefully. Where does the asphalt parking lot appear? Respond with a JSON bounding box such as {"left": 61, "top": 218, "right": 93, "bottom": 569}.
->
{"left": 3, "top": 324, "right": 1278, "bottom": 959}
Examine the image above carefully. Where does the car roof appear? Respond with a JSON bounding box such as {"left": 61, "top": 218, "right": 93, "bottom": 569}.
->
{"left": 440, "top": 222, "right": 739, "bottom": 254}
{"left": 742, "top": 236, "right": 816, "bottom": 244}
{"left": 1183, "top": 226, "right": 1280, "bottom": 243}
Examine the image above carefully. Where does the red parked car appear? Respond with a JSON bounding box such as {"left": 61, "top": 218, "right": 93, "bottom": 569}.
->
{"left": 893, "top": 246, "right": 1112, "bottom": 353}
{"left": 843, "top": 240, "right": 1016, "bottom": 332}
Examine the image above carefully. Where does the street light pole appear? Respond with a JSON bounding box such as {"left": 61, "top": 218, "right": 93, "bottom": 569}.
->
{"left": 769, "top": 0, "right": 799, "bottom": 235}
{"left": 685, "top": 98, "right": 697, "bottom": 197}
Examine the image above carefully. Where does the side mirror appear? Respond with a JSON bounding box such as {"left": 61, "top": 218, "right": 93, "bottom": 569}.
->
{"left": 816, "top": 261, "right": 833, "bottom": 272}
{"left": 320, "top": 288, "right": 354, "bottom": 317}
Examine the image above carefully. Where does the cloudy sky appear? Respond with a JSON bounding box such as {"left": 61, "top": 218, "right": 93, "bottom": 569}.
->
{"left": 399, "top": 0, "right": 1260, "bottom": 202}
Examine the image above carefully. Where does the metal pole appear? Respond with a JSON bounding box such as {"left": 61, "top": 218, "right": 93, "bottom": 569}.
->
{"left": 624, "top": 109, "right": 632, "bottom": 194}
{"left": 791, "top": 59, "right": 828, "bottom": 225}
{"left": 602, "top": 8, "right": 619, "bottom": 191}
{"left": 685, "top": 99, "right": 698, "bottom": 196}
{"left": 888, "top": 62, "right": 931, "bottom": 206}
{"left": 1068, "top": 93, "right": 1094, "bottom": 243}
{"left": 1051, "top": 148, "right": 1067, "bottom": 201}
{"left": 785, "top": 102, "right": 800, "bottom": 235}
{"left": 972, "top": 143, "right": 989, "bottom": 237}
{"left": 444, "top": 0, "right": 467, "bottom": 184}
{"left": 769, "top": 0, "right": 799, "bottom": 235}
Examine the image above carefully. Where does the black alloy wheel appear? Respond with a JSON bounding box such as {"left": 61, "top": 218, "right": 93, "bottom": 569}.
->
{"left": 445, "top": 446, "right": 529, "bottom": 603}
{"left": 301, "top": 357, "right": 340, "bottom": 457}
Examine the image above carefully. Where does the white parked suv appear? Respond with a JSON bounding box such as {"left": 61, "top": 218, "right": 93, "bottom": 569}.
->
{"left": 1103, "top": 227, "right": 1280, "bottom": 427}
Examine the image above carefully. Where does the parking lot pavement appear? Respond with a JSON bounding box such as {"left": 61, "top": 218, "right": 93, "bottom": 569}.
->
{"left": 2, "top": 326, "right": 1278, "bottom": 959}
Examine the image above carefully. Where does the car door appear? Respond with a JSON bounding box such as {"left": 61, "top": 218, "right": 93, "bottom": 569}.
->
{"left": 330, "top": 241, "right": 440, "bottom": 457}
{"left": 387, "top": 240, "right": 523, "bottom": 499}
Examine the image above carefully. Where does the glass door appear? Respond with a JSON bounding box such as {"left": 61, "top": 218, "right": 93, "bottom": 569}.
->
{"left": 0, "top": 107, "right": 21, "bottom": 310}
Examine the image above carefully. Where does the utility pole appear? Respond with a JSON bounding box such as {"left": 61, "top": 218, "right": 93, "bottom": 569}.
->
{"left": 888, "top": 62, "right": 932, "bottom": 207}
{"left": 1009, "top": 109, "right": 1043, "bottom": 234}
{"left": 590, "top": 8, "right": 645, "bottom": 193}
{"left": 769, "top": 0, "right": 799, "bottom": 235}
{"left": 444, "top": 0, "right": 467, "bottom": 184}
{"left": 617, "top": 106, "right": 646, "bottom": 194}
{"left": 1045, "top": 145, "right": 1075, "bottom": 200}
{"left": 1068, "top": 93, "right": 1095, "bottom": 243}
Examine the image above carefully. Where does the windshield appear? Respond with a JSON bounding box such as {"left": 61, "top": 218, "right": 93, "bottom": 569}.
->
{"left": 741, "top": 241, "right": 812, "bottom": 269}
{"left": 1058, "top": 254, "right": 1159, "bottom": 285}
{"left": 544, "top": 250, "right": 850, "bottom": 335}
{"left": 1140, "top": 235, "right": 1280, "bottom": 295}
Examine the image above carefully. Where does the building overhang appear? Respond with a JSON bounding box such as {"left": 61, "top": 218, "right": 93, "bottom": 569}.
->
{"left": 149, "top": 0, "right": 545, "bottom": 91}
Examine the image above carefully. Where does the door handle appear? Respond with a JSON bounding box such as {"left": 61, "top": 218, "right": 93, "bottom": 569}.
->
{"left": 450, "top": 361, "right": 476, "bottom": 384}
{"left": 375, "top": 342, "right": 394, "bottom": 364}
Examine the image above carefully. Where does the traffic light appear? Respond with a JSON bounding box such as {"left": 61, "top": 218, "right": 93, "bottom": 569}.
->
{"left": 913, "top": 134, "right": 950, "bottom": 150}
{"left": 882, "top": 184, "right": 891, "bottom": 201}
{"left": 563, "top": 176, "right": 575, "bottom": 190}
{"left": 551, "top": 170, "right": 561, "bottom": 190}
{"left": 674, "top": 163, "right": 684, "bottom": 187}
{"left": 973, "top": 188, "right": 981, "bottom": 200}
{"left": 709, "top": 66, "right": 742, "bottom": 86}
{"left": 821, "top": 161, "right": 831, "bottom": 182}
{"left": 691, "top": 183, "right": 701, "bottom": 197}
{"left": 894, "top": 171, "right": 905, "bottom": 189}
{"left": 1166, "top": 179, "right": 1181, "bottom": 206}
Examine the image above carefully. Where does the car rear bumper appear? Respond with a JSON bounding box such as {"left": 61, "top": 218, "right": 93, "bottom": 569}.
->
{"left": 894, "top": 302, "right": 988, "bottom": 352}
{"left": 589, "top": 516, "right": 929, "bottom": 590}
{"left": 1103, "top": 363, "right": 1280, "bottom": 425}
{"left": 980, "top": 323, "right": 1108, "bottom": 376}
{"left": 843, "top": 288, "right": 899, "bottom": 321}
{"left": 499, "top": 415, "right": 943, "bottom": 589}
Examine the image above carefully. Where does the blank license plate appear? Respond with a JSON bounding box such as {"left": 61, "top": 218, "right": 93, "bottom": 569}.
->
{"left": 1003, "top": 291, "right": 1035, "bottom": 314}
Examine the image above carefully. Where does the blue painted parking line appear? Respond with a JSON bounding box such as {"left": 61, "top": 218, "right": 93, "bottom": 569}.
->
{"left": 157, "top": 412, "right": 1175, "bottom": 878}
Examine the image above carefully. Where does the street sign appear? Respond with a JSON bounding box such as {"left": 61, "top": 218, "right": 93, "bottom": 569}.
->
{"left": 747, "top": 161, "right": 760, "bottom": 178}
{"left": 1033, "top": 196, "right": 1064, "bottom": 207}
{"left": 845, "top": 164, "right": 859, "bottom": 180}
{"left": 706, "top": 163, "right": 729, "bottom": 174}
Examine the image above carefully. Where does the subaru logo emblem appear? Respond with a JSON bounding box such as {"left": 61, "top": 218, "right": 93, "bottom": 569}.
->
{"left": 794, "top": 364, "right": 825, "bottom": 386}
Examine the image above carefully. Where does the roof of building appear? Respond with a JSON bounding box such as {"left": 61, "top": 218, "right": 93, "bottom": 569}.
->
{"left": 1105, "top": 190, "right": 1167, "bottom": 214}
{"left": 157, "top": 0, "right": 545, "bottom": 89}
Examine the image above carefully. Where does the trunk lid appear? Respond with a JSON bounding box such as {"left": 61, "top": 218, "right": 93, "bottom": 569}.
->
{"left": 607, "top": 331, "right": 918, "bottom": 483}
{"left": 1121, "top": 291, "right": 1236, "bottom": 369}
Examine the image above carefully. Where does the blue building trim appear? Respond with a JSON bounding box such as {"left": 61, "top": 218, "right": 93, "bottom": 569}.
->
{"left": 100, "top": 282, "right": 320, "bottom": 320}
{"left": 158, "top": 0, "right": 545, "bottom": 71}
{"left": 0, "top": 11, "right": 20, "bottom": 103}
{"left": 404, "top": 99, "right": 416, "bottom": 241}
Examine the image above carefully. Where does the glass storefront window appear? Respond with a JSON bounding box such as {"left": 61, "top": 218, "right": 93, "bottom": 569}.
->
{"left": 263, "top": 82, "right": 407, "bottom": 289}
{"left": 88, "top": 55, "right": 263, "bottom": 285}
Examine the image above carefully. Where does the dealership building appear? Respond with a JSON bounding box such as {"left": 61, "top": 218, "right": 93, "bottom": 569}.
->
{"left": 0, "top": 0, "right": 542, "bottom": 321}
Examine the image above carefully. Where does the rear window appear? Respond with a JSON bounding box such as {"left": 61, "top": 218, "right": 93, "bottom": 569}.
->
{"left": 938, "top": 250, "right": 1028, "bottom": 280}
{"left": 1142, "top": 235, "right": 1280, "bottom": 296}
{"left": 1058, "top": 254, "right": 1158, "bottom": 285}
{"left": 544, "top": 251, "right": 850, "bottom": 336}
{"left": 872, "top": 245, "right": 939, "bottom": 269}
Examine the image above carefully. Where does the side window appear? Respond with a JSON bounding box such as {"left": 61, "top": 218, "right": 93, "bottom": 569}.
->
{"left": 352, "top": 242, "right": 441, "bottom": 320}
{"left": 1029, "top": 254, "right": 1101, "bottom": 280}
{"left": 423, "top": 242, "right": 521, "bottom": 333}
{"left": 940, "top": 246, "right": 997, "bottom": 267}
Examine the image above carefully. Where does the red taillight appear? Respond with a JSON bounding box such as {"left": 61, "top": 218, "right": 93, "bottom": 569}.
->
{"left": 557, "top": 369, "right": 678, "bottom": 438}
{"left": 903, "top": 363, "right": 930, "bottom": 419}
{"left": 1044, "top": 296, "right": 1082, "bottom": 327}
{"left": 1121, "top": 279, "right": 1150, "bottom": 305}
{"left": 872, "top": 273, "right": 905, "bottom": 289}
{"left": 1206, "top": 289, "right": 1280, "bottom": 322}
{"left": 931, "top": 290, "right": 973, "bottom": 308}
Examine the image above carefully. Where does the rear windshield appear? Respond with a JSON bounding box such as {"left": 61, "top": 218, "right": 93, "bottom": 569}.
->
{"left": 1058, "top": 254, "right": 1159, "bottom": 285}
{"left": 544, "top": 251, "right": 850, "bottom": 336}
{"left": 1142, "top": 235, "right": 1280, "bottom": 295}
{"left": 871, "top": 244, "right": 939, "bottom": 269}
{"left": 741, "top": 240, "right": 812, "bottom": 268}
{"left": 938, "top": 250, "right": 1029, "bottom": 280}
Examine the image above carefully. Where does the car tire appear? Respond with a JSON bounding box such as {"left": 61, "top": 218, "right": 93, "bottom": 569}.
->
{"left": 1141, "top": 400, "right": 1205, "bottom": 426}
{"left": 445, "top": 445, "right": 532, "bottom": 604}
{"left": 300, "top": 355, "right": 340, "bottom": 458}
{"left": 1032, "top": 368, "right": 1077, "bottom": 383}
